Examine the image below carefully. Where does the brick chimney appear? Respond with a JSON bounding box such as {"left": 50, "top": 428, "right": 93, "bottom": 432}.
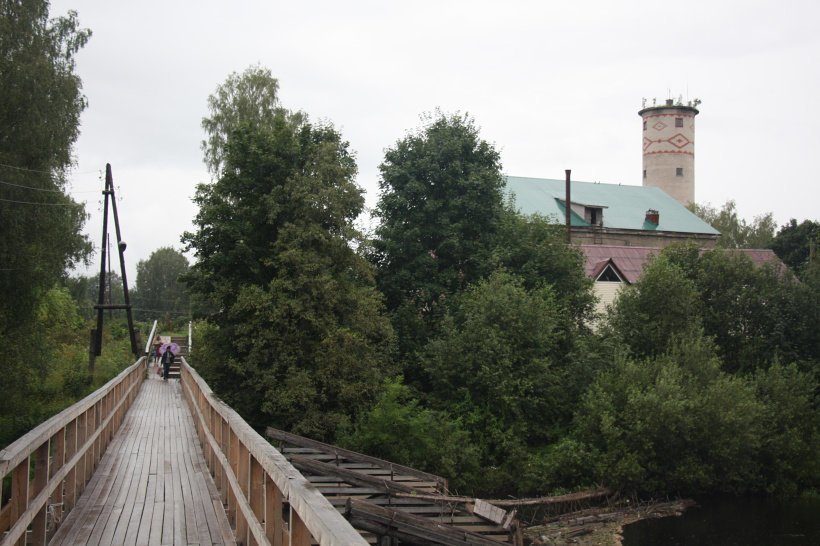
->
{"left": 645, "top": 209, "right": 659, "bottom": 225}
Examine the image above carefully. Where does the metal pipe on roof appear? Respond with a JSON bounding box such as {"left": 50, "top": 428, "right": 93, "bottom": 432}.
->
{"left": 565, "top": 169, "right": 572, "bottom": 244}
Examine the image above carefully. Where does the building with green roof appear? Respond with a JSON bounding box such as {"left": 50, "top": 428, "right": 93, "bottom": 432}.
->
{"left": 504, "top": 175, "right": 719, "bottom": 248}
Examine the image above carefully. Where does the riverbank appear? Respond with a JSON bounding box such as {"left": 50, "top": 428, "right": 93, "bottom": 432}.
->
{"left": 524, "top": 499, "right": 696, "bottom": 545}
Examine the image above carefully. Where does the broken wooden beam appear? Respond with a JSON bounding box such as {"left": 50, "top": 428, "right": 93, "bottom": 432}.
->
{"left": 345, "top": 499, "right": 511, "bottom": 546}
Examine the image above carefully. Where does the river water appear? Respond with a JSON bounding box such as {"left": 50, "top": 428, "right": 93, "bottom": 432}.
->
{"left": 621, "top": 497, "right": 820, "bottom": 546}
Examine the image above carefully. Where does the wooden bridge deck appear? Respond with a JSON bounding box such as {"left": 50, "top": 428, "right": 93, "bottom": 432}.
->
{"left": 48, "top": 367, "right": 236, "bottom": 546}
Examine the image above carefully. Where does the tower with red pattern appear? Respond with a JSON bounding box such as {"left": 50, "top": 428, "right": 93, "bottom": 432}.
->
{"left": 639, "top": 98, "right": 700, "bottom": 205}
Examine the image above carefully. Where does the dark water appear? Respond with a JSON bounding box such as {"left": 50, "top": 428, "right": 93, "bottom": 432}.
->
{"left": 622, "top": 497, "right": 820, "bottom": 546}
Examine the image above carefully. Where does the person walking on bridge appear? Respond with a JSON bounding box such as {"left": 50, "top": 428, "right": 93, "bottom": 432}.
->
{"left": 152, "top": 336, "right": 162, "bottom": 367}
{"left": 161, "top": 347, "right": 175, "bottom": 381}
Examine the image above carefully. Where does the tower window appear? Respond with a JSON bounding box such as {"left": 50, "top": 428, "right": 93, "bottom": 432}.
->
{"left": 643, "top": 169, "right": 646, "bottom": 179}
{"left": 675, "top": 117, "right": 683, "bottom": 127}
{"left": 643, "top": 121, "right": 647, "bottom": 131}
{"left": 676, "top": 168, "right": 684, "bottom": 176}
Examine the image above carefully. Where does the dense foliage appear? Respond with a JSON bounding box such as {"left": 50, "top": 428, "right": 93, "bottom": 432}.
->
{"left": 771, "top": 218, "right": 820, "bottom": 275}
{"left": 689, "top": 200, "right": 776, "bottom": 249}
{"left": 200, "top": 64, "right": 281, "bottom": 177}
{"left": 183, "top": 84, "right": 394, "bottom": 440}
{"left": 0, "top": 0, "right": 94, "bottom": 441}
{"left": 0, "top": 282, "right": 145, "bottom": 448}
{"left": 369, "top": 112, "right": 506, "bottom": 373}
{"left": 132, "top": 246, "right": 190, "bottom": 321}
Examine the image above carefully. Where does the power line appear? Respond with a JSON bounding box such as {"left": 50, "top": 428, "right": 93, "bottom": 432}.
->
{"left": 0, "top": 179, "right": 65, "bottom": 192}
{"left": 0, "top": 176, "right": 116, "bottom": 195}
{"left": 0, "top": 161, "right": 100, "bottom": 175}
{"left": 0, "top": 196, "right": 79, "bottom": 206}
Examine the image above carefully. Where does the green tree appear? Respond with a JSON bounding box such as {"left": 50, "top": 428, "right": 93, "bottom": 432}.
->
{"left": 370, "top": 111, "right": 505, "bottom": 367}
{"left": 573, "top": 334, "right": 765, "bottom": 495}
{"left": 0, "top": 1, "right": 92, "bottom": 324}
{"left": 339, "top": 378, "right": 480, "bottom": 492}
{"left": 183, "top": 91, "right": 394, "bottom": 440}
{"left": 753, "top": 363, "right": 820, "bottom": 494}
{"left": 694, "top": 250, "right": 809, "bottom": 372}
{"left": 663, "top": 244, "right": 818, "bottom": 372}
{"left": 689, "top": 200, "right": 776, "bottom": 249}
{"left": 200, "top": 64, "right": 281, "bottom": 177}
{"left": 419, "top": 271, "right": 575, "bottom": 494}
{"left": 605, "top": 255, "right": 702, "bottom": 359}
{"left": 0, "top": 0, "right": 91, "bottom": 436}
{"left": 770, "top": 218, "right": 820, "bottom": 275}
{"left": 490, "top": 206, "right": 595, "bottom": 326}
{"left": 133, "top": 247, "right": 190, "bottom": 321}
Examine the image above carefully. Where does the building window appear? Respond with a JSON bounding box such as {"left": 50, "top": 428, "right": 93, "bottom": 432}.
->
{"left": 675, "top": 117, "right": 683, "bottom": 127}
{"left": 585, "top": 206, "right": 604, "bottom": 226}
{"left": 643, "top": 169, "right": 646, "bottom": 179}
{"left": 597, "top": 265, "right": 622, "bottom": 282}
{"left": 676, "top": 167, "right": 684, "bottom": 176}
{"left": 643, "top": 121, "right": 647, "bottom": 131}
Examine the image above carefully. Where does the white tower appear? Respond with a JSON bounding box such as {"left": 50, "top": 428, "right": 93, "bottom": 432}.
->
{"left": 639, "top": 98, "right": 700, "bottom": 205}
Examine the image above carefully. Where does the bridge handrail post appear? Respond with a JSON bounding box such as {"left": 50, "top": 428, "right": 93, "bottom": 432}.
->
{"left": 0, "top": 357, "right": 146, "bottom": 546}
{"left": 144, "top": 319, "right": 158, "bottom": 360}
{"left": 179, "top": 357, "right": 368, "bottom": 546}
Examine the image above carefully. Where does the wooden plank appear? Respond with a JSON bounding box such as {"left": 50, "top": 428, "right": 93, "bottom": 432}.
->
{"left": 121, "top": 381, "right": 160, "bottom": 546}
{"left": 345, "top": 499, "right": 506, "bottom": 546}
{"left": 51, "top": 426, "right": 66, "bottom": 529}
{"left": 92, "top": 418, "right": 142, "bottom": 545}
{"left": 170, "top": 438, "right": 187, "bottom": 546}
{"left": 265, "top": 476, "right": 283, "bottom": 546}
{"left": 289, "top": 456, "right": 417, "bottom": 495}
{"left": 31, "top": 441, "right": 50, "bottom": 546}
{"left": 473, "top": 499, "right": 507, "bottom": 525}
{"left": 267, "top": 427, "right": 446, "bottom": 488}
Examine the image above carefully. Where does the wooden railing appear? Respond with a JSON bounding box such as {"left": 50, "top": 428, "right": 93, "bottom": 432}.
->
{"left": 179, "top": 358, "right": 368, "bottom": 546}
{"left": 0, "top": 358, "right": 145, "bottom": 546}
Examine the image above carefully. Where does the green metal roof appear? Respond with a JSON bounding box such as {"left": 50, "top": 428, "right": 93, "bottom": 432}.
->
{"left": 504, "top": 176, "right": 719, "bottom": 235}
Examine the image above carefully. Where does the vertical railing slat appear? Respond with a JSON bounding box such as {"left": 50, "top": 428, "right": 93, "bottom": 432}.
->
{"left": 30, "top": 440, "right": 50, "bottom": 546}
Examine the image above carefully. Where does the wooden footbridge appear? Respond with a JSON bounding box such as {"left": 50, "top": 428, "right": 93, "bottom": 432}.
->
{"left": 0, "top": 344, "right": 523, "bottom": 546}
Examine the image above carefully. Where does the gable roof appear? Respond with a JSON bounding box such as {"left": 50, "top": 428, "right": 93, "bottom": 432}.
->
{"left": 504, "top": 176, "right": 720, "bottom": 235}
{"left": 581, "top": 246, "right": 659, "bottom": 283}
{"left": 579, "top": 245, "right": 786, "bottom": 283}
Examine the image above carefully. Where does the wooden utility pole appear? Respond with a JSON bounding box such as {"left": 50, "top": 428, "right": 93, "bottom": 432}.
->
{"left": 90, "top": 164, "right": 139, "bottom": 372}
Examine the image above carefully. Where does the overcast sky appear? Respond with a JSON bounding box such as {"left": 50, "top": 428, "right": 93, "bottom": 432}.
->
{"left": 52, "top": 0, "right": 820, "bottom": 280}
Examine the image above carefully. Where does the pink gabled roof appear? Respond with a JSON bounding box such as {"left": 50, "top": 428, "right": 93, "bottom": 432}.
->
{"left": 578, "top": 245, "right": 786, "bottom": 283}
{"left": 723, "top": 249, "right": 783, "bottom": 269}
{"left": 580, "top": 245, "right": 659, "bottom": 283}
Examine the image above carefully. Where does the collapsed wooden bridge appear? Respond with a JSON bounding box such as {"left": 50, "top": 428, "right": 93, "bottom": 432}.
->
{"left": 268, "top": 428, "right": 522, "bottom": 545}
{"left": 0, "top": 345, "right": 524, "bottom": 546}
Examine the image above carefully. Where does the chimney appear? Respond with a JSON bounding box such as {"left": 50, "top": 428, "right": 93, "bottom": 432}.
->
{"left": 645, "top": 209, "right": 659, "bottom": 225}
{"left": 565, "top": 170, "right": 571, "bottom": 244}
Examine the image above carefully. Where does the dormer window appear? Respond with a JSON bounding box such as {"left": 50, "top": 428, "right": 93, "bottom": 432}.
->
{"left": 560, "top": 199, "right": 607, "bottom": 227}
{"left": 586, "top": 206, "right": 604, "bottom": 226}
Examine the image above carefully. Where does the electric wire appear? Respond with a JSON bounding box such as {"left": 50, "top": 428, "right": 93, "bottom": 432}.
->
{"left": 0, "top": 196, "right": 80, "bottom": 206}
{"left": 0, "top": 161, "right": 100, "bottom": 175}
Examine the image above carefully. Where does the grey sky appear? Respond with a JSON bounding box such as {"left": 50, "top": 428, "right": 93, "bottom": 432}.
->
{"left": 52, "top": 0, "right": 820, "bottom": 280}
